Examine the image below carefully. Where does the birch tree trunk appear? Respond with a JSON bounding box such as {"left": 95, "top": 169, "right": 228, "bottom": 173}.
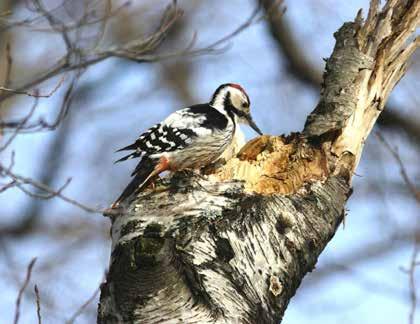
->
{"left": 98, "top": 1, "right": 420, "bottom": 323}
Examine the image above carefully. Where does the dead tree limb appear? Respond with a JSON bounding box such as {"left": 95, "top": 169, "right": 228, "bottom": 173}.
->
{"left": 260, "top": 0, "right": 420, "bottom": 146}
{"left": 98, "top": 1, "right": 419, "bottom": 323}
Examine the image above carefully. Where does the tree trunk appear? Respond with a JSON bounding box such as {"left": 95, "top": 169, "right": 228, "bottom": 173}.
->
{"left": 98, "top": 1, "right": 420, "bottom": 323}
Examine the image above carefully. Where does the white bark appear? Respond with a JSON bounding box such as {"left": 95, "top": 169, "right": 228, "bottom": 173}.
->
{"left": 98, "top": 1, "right": 419, "bottom": 323}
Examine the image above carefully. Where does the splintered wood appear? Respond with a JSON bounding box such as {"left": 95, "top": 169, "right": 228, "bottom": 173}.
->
{"left": 213, "top": 135, "right": 328, "bottom": 195}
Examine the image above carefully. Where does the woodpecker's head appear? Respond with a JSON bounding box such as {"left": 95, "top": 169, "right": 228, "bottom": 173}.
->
{"left": 210, "top": 83, "right": 263, "bottom": 135}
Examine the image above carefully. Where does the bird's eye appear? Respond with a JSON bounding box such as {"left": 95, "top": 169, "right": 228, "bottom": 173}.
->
{"left": 242, "top": 102, "right": 249, "bottom": 108}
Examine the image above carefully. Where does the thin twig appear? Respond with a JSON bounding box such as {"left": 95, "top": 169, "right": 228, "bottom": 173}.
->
{"left": 408, "top": 242, "right": 419, "bottom": 324}
{"left": 15, "top": 177, "right": 72, "bottom": 199}
{"left": 0, "top": 1, "right": 265, "bottom": 106}
{"left": 14, "top": 258, "right": 37, "bottom": 324}
{"left": 0, "top": 180, "right": 16, "bottom": 192}
{"left": 0, "top": 41, "right": 13, "bottom": 113}
{"left": 41, "top": 70, "right": 83, "bottom": 131}
{"left": 0, "top": 161, "right": 119, "bottom": 216}
{"left": 376, "top": 132, "right": 420, "bottom": 203}
{"left": 4, "top": 41, "right": 12, "bottom": 88}
{"left": 34, "top": 284, "right": 42, "bottom": 324}
{"left": 377, "top": 133, "right": 420, "bottom": 323}
{"left": 30, "top": 1, "right": 129, "bottom": 34}
{"left": 0, "top": 60, "right": 65, "bottom": 102}
{"left": 0, "top": 0, "right": 74, "bottom": 33}
{"left": 0, "top": 164, "right": 104, "bottom": 213}
{"left": 0, "top": 76, "right": 65, "bottom": 98}
{"left": 32, "top": 0, "right": 73, "bottom": 52}
{"left": 66, "top": 285, "right": 101, "bottom": 324}
{"left": 0, "top": 96, "right": 38, "bottom": 152}
{"left": 191, "top": 3, "right": 265, "bottom": 54}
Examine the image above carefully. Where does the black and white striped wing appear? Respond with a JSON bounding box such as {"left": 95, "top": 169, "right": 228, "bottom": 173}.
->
{"left": 115, "top": 104, "right": 229, "bottom": 163}
{"left": 115, "top": 122, "right": 195, "bottom": 163}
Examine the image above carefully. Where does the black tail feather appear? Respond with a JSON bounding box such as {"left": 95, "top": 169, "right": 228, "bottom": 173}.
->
{"left": 112, "top": 158, "right": 156, "bottom": 207}
{"left": 115, "top": 142, "right": 139, "bottom": 152}
{"left": 114, "top": 152, "right": 141, "bottom": 164}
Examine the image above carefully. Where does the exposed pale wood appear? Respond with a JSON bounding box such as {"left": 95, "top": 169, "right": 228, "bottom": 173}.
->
{"left": 213, "top": 135, "right": 328, "bottom": 195}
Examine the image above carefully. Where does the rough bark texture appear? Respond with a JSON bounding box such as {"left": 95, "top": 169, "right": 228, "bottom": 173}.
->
{"left": 98, "top": 1, "right": 419, "bottom": 323}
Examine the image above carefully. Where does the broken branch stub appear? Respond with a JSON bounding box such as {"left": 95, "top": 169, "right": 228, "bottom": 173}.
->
{"left": 304, "top": 1, "right": 419, "bottom": 175}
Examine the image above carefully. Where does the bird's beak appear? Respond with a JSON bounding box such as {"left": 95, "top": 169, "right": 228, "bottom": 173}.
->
{"left": 247, "top": 116, "right": 263, "bottom": 135}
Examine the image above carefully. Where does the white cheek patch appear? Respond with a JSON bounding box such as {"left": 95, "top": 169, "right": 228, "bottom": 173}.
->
{"left": 232, "top": 96, "right": 241, "bottom": 108}
{"left": 230, "top": 88, "right": 248, "bottom": 110}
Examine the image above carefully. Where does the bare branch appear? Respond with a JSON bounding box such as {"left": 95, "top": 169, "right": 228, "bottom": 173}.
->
{"left": 0, "top": 76, "right": 65, "bottom": 98}
{"left": 0, "top": 96, "right": 38, "bottom": 152}
{"left": 14, "top": 258, "right": 37, "bottom": 324}
{"left": 66, "top": 285, "right": 101, "bottom": 324}
{"left": 376, "top": 132, "right": 420, "bottom": 203}
{"left": 187, "top": 2, "right": 278, "bottom": 56}
{"left": 32, "top": 0, "right": 73, "bottom": 52}
{"left": 0, "top": 0, "right": 128, "bottom": 34}
{"left": 0, "top": 74, "right": 78, "bottom": 133}
{"left": 38, "top": 70, "right": 82, "bottom": 131}
{"left": 0, "top": 163, "right": 111, "bottom": 214}
{"left": 259, "top": 0, "right": 420, "bottom": 145}
{"left": 34, "top": 284, "right": 42, "bottom": 324}
{"left": 0, "top": 60, "right": 65, "bottom": 103}
{"left": 4, "top": 41, "right": 12, "bottom": 88}
{"left": 0, "top": 0, "right": 74, "bottom": 32}
{"left": 0, "top": 41, "right": 13, "bottom": 113}
{"left": 306, "top": 228, "right": 420, "bottom": 286}
{"left": 0, "top": 0, "right": 269, "bottom": 108}
{"left": 0, "top": 1, "right": 180, "bottom": 104}
{"left": 0, "top": 180, "right": 16, "bottom": 193}
{"left": 15, "top": 177, "right": 72, "bottom": 199}
{"left": 375, "top": 128, "right": 420, "bottom": 323}
{"left": 408, "top": 242, "right": 419, "bottom": 324}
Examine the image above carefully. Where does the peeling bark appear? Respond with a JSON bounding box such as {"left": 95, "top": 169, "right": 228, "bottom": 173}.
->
{"left": 98, "top": 1, "right": 419, "bottom": 323}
